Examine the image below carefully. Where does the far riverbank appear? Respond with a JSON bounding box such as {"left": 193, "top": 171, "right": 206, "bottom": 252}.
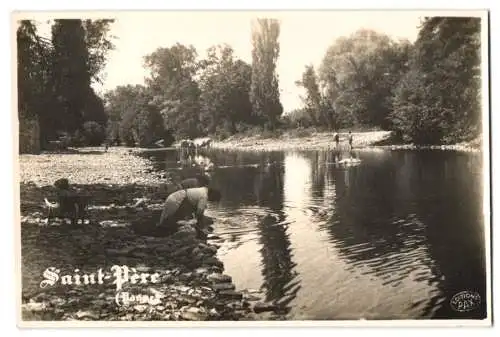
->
{"left": 210, "top": 130, "right": 482, "bottom": 153}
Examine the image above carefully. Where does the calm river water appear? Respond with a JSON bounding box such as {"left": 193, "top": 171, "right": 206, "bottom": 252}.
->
{"left": 142, "top": 148, "right": 487, "bottom": 320}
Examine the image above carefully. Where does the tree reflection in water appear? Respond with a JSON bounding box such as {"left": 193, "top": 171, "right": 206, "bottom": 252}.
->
{"left": 254, "top": 153, "right": 301, "bottom": 314}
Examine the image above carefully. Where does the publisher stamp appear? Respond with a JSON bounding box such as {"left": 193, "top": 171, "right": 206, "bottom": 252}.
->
{"left": 450, "top": 291, "right": 481, "bottom": 313}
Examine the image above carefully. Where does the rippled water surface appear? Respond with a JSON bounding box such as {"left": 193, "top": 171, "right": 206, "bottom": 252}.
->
{"left": 144, "top": 148, "right": 486, "bottom": 320}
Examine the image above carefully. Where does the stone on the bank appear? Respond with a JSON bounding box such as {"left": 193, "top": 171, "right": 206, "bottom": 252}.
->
{"left": 54, "top": 308, "right": 65, "bottom": 315}
{"left": 181, "top": 307, "right": 208, "bottom": 321}
{"left": 219, "top": 290, "right": 243, "bottom": 300}
{"left": 243, "top": 293, "right": 262, "bottom": 302}
{"left": 135, "top": 265, "right": 151, "bottom": 273}
{"left": 253, "top": 302, "right": 277, "bottom": 313}
{"left": 191, "top": 247, "right": 201, "bottom": 256}
{"left": 194, "top": 267, "right": 210, "bottom": 275}
{"left": 275, "top": 294, "right": 294, "bottom": 306}
{"left": 212, "top": 283, "right": 236, "bottom": 291}
{"left": 207, "top": 273, "right": 232, "bottom": 283}
{"left": 178, "top": 294, "right": 197, "bottom": 305}
{"left": 208, "top": 308, "right": 219, "bottom": 316}
{"left": 174, "top": 285, "right": 191, "bottom": 292}
{"left": 201, "top": 245, "right": 218, "bottom": 256}
{"left": 172, "top": 245, "right": 195, "bottom": 257}
{"left": 164, "top": 301, "right": 178, "bottom": 309}
{"left": 171, "top": 229, "right": 196, "bottom": 241}
{"left": 106, "top": 247, "right": 135, "bottom": 255}
{"left": 75, "top": 310, "right": 100, "bottom": 320}
{"left": 207, "top": 265, "right": 224, "bottom": 274}
{"left": 178, "top": 272, "right": 193, "bottom": 281}
{"left": 32, "top": 293, "right": 49, "bottom": 302}
{"left": 155, "top": 305, "right": 165, "bottom": 312}
{"left": 148, "top": 288, "right": 164, "bottom": 299}
{"left": 134, "top": 304, "right": 148, "bottom": 313}
{"left": 22, "top": 302, "right": 47, "bottom": 312}
{"left": 202, "top": 256, "right": 224, "bottom": 269}
{"left": 226, "top": 301, "right": 243, "bottom": 310}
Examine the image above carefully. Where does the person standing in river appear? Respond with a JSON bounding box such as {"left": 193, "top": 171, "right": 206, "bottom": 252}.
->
{"left": 334, "top": 133, "right": 341, "bottom": 162}
{"left": 348, "top": 131, "right": 356, "bottom": 159}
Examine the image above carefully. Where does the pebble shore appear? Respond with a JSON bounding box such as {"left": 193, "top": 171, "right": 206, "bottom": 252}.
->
{"left": 211, "top": 131, "right": 481, "bottom": 153}
{"left": 19, "top": 147, "right": 282, "bottom": 322}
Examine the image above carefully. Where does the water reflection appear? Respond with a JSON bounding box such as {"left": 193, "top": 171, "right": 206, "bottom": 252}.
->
{"left": 142, "top": 148, "right": 486, "bottom": 320}
{"left": 253, "top": 154, "right": 300, "bottom": 313}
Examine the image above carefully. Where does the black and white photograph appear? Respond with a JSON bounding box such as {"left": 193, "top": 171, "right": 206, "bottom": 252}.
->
{"left": 14, "top": 9, "right": 491, "bottom": 326}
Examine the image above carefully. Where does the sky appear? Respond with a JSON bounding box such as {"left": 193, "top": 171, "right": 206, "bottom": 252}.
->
{"left": 23, "top": 11, "right": 431, "bottom": 112}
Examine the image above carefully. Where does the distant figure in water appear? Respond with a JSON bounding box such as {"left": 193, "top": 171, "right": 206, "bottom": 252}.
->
{"left": 157, "top": 186, "right": 221, "bottom": 239}
{"left": 333, "top": 133, "right": 341, "bottom": 163}
{"left": 348, "top": 131, "right": 353, "bottom": 151}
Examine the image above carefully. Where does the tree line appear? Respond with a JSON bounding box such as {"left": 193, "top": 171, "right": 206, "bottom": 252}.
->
{"left": 18, "top": 16, "right": 481, "bottom": 152}
{"left": 17, "top": 19, "right": 114, "bottom": 152}
{"left": 105, "top": 18, "right": 283, "bottom": 147}
{"left": 292, "top": 17, "right": 481, "bottom": 145}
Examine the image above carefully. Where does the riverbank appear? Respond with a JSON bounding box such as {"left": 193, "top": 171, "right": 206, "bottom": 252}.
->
{"left": 211, "top": 130, "right": 482, "bottom": 153}
{"left": 19, "top": 147, "right": 278, "bottom": 322}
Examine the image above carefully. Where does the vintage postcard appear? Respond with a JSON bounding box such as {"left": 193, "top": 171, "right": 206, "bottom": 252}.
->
{"left": 14, "top": 9, "right": 491, "bottom": 327}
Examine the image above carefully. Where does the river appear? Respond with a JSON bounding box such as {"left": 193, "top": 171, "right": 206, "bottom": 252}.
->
{"left": 142, "top": 147, "right": 487, "bottom": 320}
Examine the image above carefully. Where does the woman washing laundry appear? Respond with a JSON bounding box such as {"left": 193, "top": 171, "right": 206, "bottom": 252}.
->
{"left": 157, "top": 186, "right": 221, "bottom": 239}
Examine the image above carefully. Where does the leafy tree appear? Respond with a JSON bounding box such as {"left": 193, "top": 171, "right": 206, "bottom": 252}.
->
{"left": 17, "top": 21, "right": 52, "bottom": 118}
{"left": 319, "top": 29, "right": 410, "bottom": 129}
{"left": 83, "top": 88, "right": 108, "bottom": 126}
{"left": 105, "top": 84, "right": 149, "bottom": 145}
{"left": 390, "top": 17, "right": 481, "bottom": 144}
{"left": 250, "top": 19, "right": 283, "bottom": 130}
{"left": 82, "top": 120, "right": 106, "bottom": 146}
{"left": 82, "top": 19, "right": 115, "bottom": 84}
{"left": 134, "top": 105, "right": 166, "bottom": 147}
{"left": 144, "top": 43, "right": 202, "bottom": 138}
{"left": 51, "top": 19, "right": 90, "bottom": 134}
{"left": 199, "top": 45, "right": 253, "bottom": 135}
{"left": 18, "top": 18, "right": 114, "bottom": 152}
{"left": 104, "top": 84, "right": 172, "bottom": 147}
{"left": 295, "top": 65, "right": 337, "bottom": 129}
{"left": 17, "top": 20, "right": 52, "bottom": 152}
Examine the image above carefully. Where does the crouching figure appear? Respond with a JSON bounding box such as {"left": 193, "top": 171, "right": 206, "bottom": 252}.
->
{"left": 157, "top": 186, "right": 221, "bottom": 239}
{"left": 45, "top": 178, "right": 91, "bottom": 225}
{"left": 162, "top": 174, "right": 211, "bottom": 199}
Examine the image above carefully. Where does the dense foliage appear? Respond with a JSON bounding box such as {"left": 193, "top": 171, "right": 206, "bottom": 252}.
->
{"left": 249, "top": 19, "right": 283, "bottom": 131}
{"left": 293, "top": 18, "right": 481, "bottom": 144}
{"left": 17, "top": 19, "right": 114, "bottom": 151}
{"left": 390, "top": 17, "right": 481, "bottom": 144}
{"left": 18, "top": 16, "right": 482, "bottom": 152}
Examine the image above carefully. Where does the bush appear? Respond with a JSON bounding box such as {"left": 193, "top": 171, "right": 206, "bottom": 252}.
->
{"left": 287, "top": 127, "right": 312, "bottom": 138}
{"left": 64, "top": 130, "right": 85, "bottom": 147}
{"left": 82, "top": 121, "right": 106, "bottom": 146}
{"left": 163, "top": 129, "right": 175, "bottom": 147}
{"left": 261, "top": 128, "right": 283, "bottom": 139}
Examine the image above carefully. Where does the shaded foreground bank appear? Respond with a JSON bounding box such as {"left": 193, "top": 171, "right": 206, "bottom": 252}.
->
{"left": 19, "top": 148, "right": 281, "bottom": 321}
